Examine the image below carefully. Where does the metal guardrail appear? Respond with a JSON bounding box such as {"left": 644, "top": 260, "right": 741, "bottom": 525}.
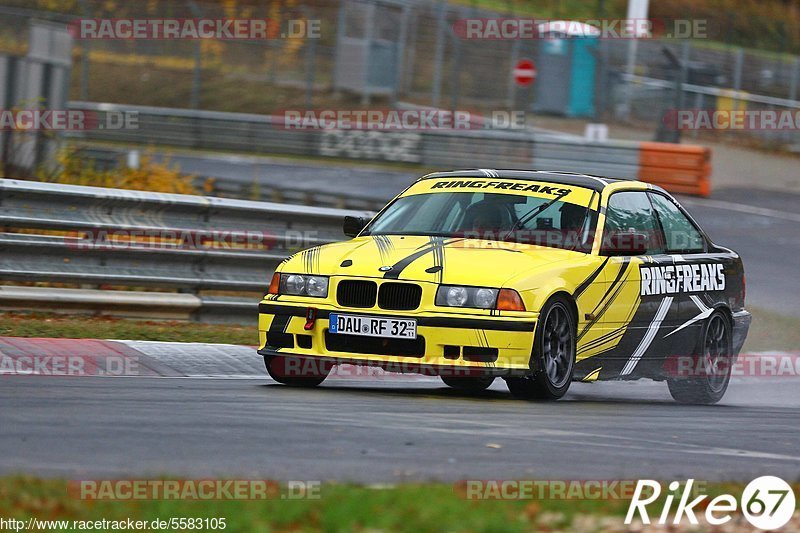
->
{"left": 0, "top": 179, "right": 372, "bottom": 323}
{"left": 68, "top": 101, "right": 716, "bottom": 196}
{"left": 67, "top": 101, "right": 648, "bottom": 179}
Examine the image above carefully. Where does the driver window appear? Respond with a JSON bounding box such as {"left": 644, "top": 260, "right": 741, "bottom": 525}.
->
{"left": 604, "top": 191, "right": 664, "bottom": 254}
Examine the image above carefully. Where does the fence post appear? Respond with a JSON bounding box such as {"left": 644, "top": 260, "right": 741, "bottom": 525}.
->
{"left": 507, "top": 38, "right": 520, "bottom": 108}
{"left": 403, "top": 8, "right": 417, "bottom": 96}
{"left": 188, "top": 0, "right": 202, "bottom": 109}
{"left": 305, "top": 10, "right": 316, "bottom": 109}
{"left": 431, "top": 0, "right": 446, "bottom": 107}
{"left": 360, "top": 1, "right": 375, "bottom": 105}
{"left": 191, "top": 42, "right": 201, "bottom": 109}
{"left": 678, "top": 41, "right": 691, "bottom": 110}
{"left": 393, "top": 4, "right": 410, "bottom": 104}
{"left": 450, "top": 34, "right": 462, "bottom": 111}
{"left": 79, "top": 0, "right": 89, "bottom": 101}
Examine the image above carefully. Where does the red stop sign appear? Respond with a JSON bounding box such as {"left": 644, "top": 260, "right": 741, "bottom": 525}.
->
{"left": 514, "top": 59, "right": 537, "bottom": 87}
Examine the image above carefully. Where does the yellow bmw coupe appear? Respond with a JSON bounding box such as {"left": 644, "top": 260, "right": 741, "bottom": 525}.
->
{"left": 258, "top": 170, "right": 750, "bottom": 403}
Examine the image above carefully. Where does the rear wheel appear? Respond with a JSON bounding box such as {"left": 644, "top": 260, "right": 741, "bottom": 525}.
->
{"left": 504, "top": 297, "right": 575, "bottom": 400}
{"left": 264, "top": 355, "right": 331, "bottom": 387}
{"left": 667, "top": 311, "right": 732, "bottom": 404}
{"left": 440, "top": 375, "right": 495, "bottom": 392}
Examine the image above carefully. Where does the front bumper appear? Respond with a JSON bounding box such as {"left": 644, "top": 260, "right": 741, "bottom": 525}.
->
{"left": 257, "top": 301, "right": 537, "bottom": 373}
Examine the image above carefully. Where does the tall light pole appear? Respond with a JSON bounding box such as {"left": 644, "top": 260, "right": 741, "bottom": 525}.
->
{"left": 625, "top": 0, "right": 650, "bottom": 78}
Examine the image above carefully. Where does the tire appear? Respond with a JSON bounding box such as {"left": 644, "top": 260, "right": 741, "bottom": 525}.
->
{"left": 504, "top": 296, "right": 576, "bottom": 400}
{"left": 440, "top": 375, "right": 495, "bottom": 392}
{"left": 264, "top": 355, "right": 331, "bottom": 387}
{"left": 667, "top": 311, "right": 732, "bottom": 404}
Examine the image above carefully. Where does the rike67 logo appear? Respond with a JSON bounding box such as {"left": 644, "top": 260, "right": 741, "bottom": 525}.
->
{"left": 626, "top": 477, "right": 796, "bottom": 530}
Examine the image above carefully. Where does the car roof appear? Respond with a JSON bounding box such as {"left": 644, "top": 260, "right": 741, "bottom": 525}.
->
{"left": 419, "top": 169, "right": 637, "bottom": 193}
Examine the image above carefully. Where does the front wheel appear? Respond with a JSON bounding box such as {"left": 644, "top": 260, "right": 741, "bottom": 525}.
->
{"left": 504, "top": 297, "right": 576, "bottom": 400}
{"left": 440, "top": 375, "right": 495, "bottom": 392}
{"left": 667, "top": 311, "right": 732, "bottom": 404}
{"left": 264, "top": 355, "right": 331, "bottom": 387}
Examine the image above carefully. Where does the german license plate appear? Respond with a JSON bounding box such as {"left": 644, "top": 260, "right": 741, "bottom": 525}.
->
{"left": 329, "top": 313, "right": 417, "bottom": 340}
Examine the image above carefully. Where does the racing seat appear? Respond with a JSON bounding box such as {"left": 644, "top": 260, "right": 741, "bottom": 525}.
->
{"left": 560, "top": 203, "right": 586, "bottom": 233}
{"left": 462, "top": 201, "right": 513, "bottom": 232}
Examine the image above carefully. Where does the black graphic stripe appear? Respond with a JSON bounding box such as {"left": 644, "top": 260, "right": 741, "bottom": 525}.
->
{"left": 577, "top": 326, "right": 627, "bottom": 355}
{"left": 267, "top": 314, "right": 291, "bottom": 335}
{"left": 301, "top": 246, "right": 321, "bottom": 274}
{"left": 577, "top": 294, "right": 640, "bottom": 354}
{"left": 573, "top": 257, "right": 610, "bottom": 299}
{"left": 384, "top": 238, "right": 464, "bottom": 280}
{"left": 373, "top": 235, "right": 394, "bottom": 264}
{"left": 576, "top": 272, "right": 629, "bottom": 343}
{"left": 576, "top": 258, "right": 631, "bottom": 342}
{"left": 431, "top": 237, "right": 445, "bottom": 283}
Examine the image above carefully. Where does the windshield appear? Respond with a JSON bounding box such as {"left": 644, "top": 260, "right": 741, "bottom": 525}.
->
{"left": 364, "top": 191, "right": 597, "bottom": 252}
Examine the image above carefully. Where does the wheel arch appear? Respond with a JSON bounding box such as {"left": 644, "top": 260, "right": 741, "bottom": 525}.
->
{"left": 550, "top": 290, "right": 579, "bottom": 328}
{"left": 692, "top": 304, "right": 733, "bottom": 356}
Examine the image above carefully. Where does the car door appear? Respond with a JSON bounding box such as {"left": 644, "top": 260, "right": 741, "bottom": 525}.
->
{"left": 647, "top": 191, "right": 729, "bottom": 362}
{"left": 599, "top": 190, "right": 678, "bottom": 377}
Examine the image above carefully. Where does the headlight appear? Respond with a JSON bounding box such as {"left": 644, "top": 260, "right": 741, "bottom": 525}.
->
{"left": 474, "top": 288, "right": 498, "bottom": 309}
{"left": 278, "top": 274, "right": 329, "bottom": 297}
{"left": 445, "top": 286, "right": 469, "bottom": 307}
{"left": 305, "top": 276, "right": 329, "bottom": 297}
{"left": 435, "top": 285, "right": 498, "bottom": 309}
{"left": 284, "top": 274, "right": 306, "bottom": 294}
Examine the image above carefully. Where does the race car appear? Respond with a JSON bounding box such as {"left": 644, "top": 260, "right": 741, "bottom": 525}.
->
{"left": 257, "top": 170, "right": 751, "bottom": 403}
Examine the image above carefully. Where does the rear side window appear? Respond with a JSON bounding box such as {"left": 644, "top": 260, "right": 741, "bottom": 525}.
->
{"left": 604, "top": 191, "right": 664, "bottom": 254}
{"left": 649, "top": 193, "right": 705, "bottom": 253}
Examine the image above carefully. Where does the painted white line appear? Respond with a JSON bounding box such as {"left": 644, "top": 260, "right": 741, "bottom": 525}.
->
{"left": 681, "top": 197, "right": 800, "bottom": 223}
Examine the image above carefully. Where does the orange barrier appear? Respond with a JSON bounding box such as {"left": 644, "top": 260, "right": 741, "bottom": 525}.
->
{"left": 637, "top": 142, "right": 712, "bottom": 197}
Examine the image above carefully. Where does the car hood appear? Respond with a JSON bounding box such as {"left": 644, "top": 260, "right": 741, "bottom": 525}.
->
{"left": 284, "top": 235, "right": 581, "bottom": 287}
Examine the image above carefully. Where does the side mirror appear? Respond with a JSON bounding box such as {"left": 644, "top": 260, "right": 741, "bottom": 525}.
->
{"left": 601, "top": 231, "right": 649, "bottom": 256}
{"left": 343, "top": 216, "right": 368, "bottom": 238}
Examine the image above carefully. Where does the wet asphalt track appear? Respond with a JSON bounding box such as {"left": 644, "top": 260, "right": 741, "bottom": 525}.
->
{"left": 2, "top": 374, "right": 799, "bottom": 482}
{"left": 1, "top": 337, "right": 799, "bottom": 482}
{"left": 2, "top": 156, "right": 800, "bottom": 482}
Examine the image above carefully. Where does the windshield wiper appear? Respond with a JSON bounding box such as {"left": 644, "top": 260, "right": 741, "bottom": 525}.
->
{"left": 502, "top": 193, "right": 569, "bottom": 241}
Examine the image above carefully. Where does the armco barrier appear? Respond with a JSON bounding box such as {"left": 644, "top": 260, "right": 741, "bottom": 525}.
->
{"left": 638, "top": 142, "right": 712, "bottom": 197}
{"left": 68, "top": 102, "right": 713, "bottom": 198}
{"left": 0, "top": 179, "right": 371, "bottom": 323}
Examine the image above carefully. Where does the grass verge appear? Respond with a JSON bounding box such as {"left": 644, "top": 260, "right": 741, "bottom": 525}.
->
{"left": 741, "top": 306, "right": 800, "bottom": 353}
{"left": 0, "top": 313, "right": 256, "bottom": 346}
{"left": 2, "top": 477, "right": 795, "bottom": 532}
{"left": 0, "top": 305, "right": 798, "bottom": 353}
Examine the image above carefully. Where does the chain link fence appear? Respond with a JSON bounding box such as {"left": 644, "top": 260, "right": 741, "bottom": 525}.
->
{"left": 1, "top": 0, "right": 800, "bottom": 147}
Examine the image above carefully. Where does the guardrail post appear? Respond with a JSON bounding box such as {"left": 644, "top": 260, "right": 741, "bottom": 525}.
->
{"left": 733, "top": 48, "right": 743, "bottom": 92}
{"left": 789, "top": 56, "right": 800, "bottom": 101}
